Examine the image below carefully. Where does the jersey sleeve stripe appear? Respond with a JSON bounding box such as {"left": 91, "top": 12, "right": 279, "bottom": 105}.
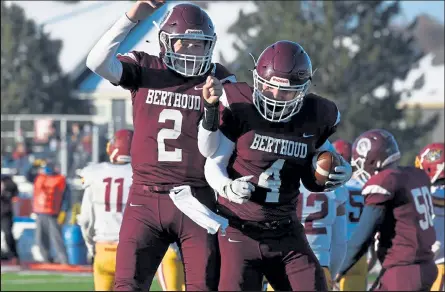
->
{"left": 362, "top": 185, "right": 391, "bottom": 196}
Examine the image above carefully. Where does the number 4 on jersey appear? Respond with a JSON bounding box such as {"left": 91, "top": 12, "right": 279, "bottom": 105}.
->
{"left": 258, "top": 159, "right": 285, "bottom": 203}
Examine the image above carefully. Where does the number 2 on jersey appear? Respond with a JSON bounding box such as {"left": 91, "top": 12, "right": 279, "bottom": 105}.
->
{"left": 411, "top": 186, "right": 434, "bottom": 230}
{"left": 103, "top": 177, "right": 124, "bottom": 213}
{"left": 258, "top": 159, "right": 285, "bottom": 203}
{"left": 300, "top": 193, "right": 329, "bottom": 234}
{"left": 157, "top": 109, "right": 183, "bottom": 162}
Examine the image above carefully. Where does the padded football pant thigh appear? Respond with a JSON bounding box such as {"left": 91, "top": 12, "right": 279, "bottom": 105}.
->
{"left": 339, "top": 255, "right": 368, "bottom": 291}
{"left": 94, "top": 243, "right": 118, "bottom": 291}
{"left": 114, "top": 194, "right": 170, "bottom": 291}
{"left": 218, "top": 226, "right": 264, "bottom": 291}
{"left": 431, "top": 264, "right": 444, "bottom": 291}
{"left": 157, "top": 245, "right": 185, "bottom": 291}
{"left": 377, "top": 262, "right": 438, "bottom": 291}
{"left": 178, "top": 213, "right": 219, "bottom": 291}
{"left": 262, "top": 225, "right": 327, "bottom": 292}
{"left": 265, "top": 265, "right": 331, "bottom": 291}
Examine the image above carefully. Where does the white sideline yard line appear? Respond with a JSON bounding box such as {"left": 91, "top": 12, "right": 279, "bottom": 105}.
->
{"left": 2, "top": 278, "right": 92, "bottom": 285}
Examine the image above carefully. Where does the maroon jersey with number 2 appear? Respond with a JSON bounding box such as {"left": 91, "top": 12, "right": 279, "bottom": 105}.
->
{"left": 117, "top": 51, "right": 235, "bottom": 187}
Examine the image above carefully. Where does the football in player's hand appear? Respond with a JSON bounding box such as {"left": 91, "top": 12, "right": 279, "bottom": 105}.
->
{"left": 312, "top": 151, "right": 342, "bottom": 186}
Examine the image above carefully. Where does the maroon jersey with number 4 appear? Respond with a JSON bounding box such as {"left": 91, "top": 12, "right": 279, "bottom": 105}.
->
{"left": 363, "top": 166, "right": 436, "bottom": 268}
{"left": 218, "top": 82, "right": 340, "bottom": 222}
{"left": 116, "top": 51, "right": 235, "bottom": 187}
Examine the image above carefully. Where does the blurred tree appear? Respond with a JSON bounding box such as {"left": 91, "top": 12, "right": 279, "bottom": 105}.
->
{"left": 223, "top": 1, "right": 438, "bottom": 164}
{"left": 1, "top": 2, "right": 91, "bottom": 115}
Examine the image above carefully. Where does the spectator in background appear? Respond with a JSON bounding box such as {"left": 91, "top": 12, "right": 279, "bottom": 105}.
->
{"left": 1, "top": 174, "right": 20, "bottom": 264}
{"left": 46, "top": 125, "right": 61, "bottom": 163}
{"left": 12, "top": 142, "right": 31, "bottom": 176}
{"left": 26, "top": 159, "right": 46, "bottom": 183}
{"left": 68, "top": 123, "right": 82, "bottom": 178}
{"left": 80, "top": 124, "right": 93, "bottom": 168}
{"left": 32, "top": 161, "right": 70, "bottom": 264}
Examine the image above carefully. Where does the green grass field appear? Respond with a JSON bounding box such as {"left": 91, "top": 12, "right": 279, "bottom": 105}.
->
{"left": 1, "top": 270, "right": 378, "bottom": 291}
{"left": 0, "top": 272, "right": 162, "bottom": 291}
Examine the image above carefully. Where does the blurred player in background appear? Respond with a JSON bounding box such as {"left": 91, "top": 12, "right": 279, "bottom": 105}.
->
{"left": 298, "top": 183, "right": 348, "bottom": 290}
{"left": 333, "top": 139, "right": 368, "bottom": 291}
{"left": 1, "top": 174, "right": 19, "bottom": 264}
{"left": 266, "top": 183, "right": 348, "bottom": 291}
{"left": 157, "top": 243, "right": 185, "bottom": 291}
{"left": 86, "top": 0, "right": 235, "bottom": 290}
{"left": 77, "top": 129, "right": 133, "bottom": 291}
{"left": 416, "top": 142, "right": 444, "bottom": 291}
{"left": 337, "top": 129, "right": 438, "bottom": 291}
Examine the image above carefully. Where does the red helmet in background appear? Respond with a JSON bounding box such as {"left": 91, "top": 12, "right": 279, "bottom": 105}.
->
{"left": 157, "top": 3, "right": 216, "bottom": 77}
{"left": 415, "top": 142, "right": 444, "bottom": 184}
{"left": 332, "top": 139, "right": 352, "bottom": 162}
{"left": 351, "top": 129, "right": 401, "bottom": 184}
{"left": 106, "top": 129, "right": 133, "bottom": 163}
{"left": 253, "top": 40, "right": 312, "bottom": 122}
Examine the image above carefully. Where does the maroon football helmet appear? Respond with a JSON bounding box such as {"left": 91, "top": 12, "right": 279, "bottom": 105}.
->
{"left": 332, "top": 139, "right": 352, "bottom": 162}
{"left": 156, "top": 3, "right": 216, "bottom": 77}
{"left": 415, "top": 142, "right": 444, "bottom": 183}
{"left": 351, "top": 129, "right": 401, "bottom": 184}
{"left": 106, "top": 129, "right": 133, "bottom": 163}
{"left": 253, "top": 40, "right": 312, "bottom": 122}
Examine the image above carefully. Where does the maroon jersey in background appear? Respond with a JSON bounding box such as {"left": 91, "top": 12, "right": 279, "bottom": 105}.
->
{"left": 117, "top": 51, "right": 234, "bottom": 187}
{"left": 217, "top": 82, "right": 339, "bottom": 222}
{"left": 363, "top": 166, "right": 436, "bottom": 269}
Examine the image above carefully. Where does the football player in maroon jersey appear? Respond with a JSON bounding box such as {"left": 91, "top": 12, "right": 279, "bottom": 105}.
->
{"left": 415, "top": 142, "right": 444, "bottom": 291}
{"left": 198, "top": 40, "right": 352, "bottom": 290}
{"left": 86, "top": 1, "right": 236, "bottom": 290}
{"left": 336, "top": 129, "right": 438, "bottom": 291}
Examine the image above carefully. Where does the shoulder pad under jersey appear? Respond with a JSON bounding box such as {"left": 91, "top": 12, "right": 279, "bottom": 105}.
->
{"left": 303, "top": 93, "right": 340, "bottom": 128}
{"left": 79, "top": 162, "right": 105, "bottom": 189}
{"left": 213, "top": 63, "right": 237, "bottom": 83}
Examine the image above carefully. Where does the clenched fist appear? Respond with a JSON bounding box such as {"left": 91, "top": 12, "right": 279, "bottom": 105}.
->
{"left": 202, "top": 76, "right": 223, "bottom": 105}
{"left": 127, "top": 0, "right": 165, "bottom": 22}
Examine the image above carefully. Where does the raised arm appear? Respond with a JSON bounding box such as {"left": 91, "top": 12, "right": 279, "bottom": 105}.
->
{"left": 86, "top": 1, "right": 164, "bottom": 83}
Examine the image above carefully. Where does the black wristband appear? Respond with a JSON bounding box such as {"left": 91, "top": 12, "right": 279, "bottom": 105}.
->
{"left": 202, "top": 99, "right": 220, "bottom": 132}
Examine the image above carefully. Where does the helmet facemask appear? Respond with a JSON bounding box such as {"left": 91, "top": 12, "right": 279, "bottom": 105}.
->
{"left": 159, "top": 30, "right": 216, "bottom": 77}
{"left": 351, "top": 157, "right": 371, "bottom": 185}
{"left": 252, "top": 70, "right": 310, "bottom": 123}
{"left": 352, "top": 152, "right": 401, "bottom": 185}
